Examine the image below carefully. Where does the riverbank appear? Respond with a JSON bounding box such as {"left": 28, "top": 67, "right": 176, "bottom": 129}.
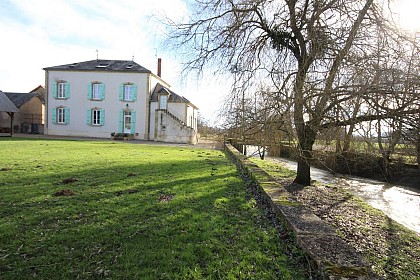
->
{"left": 269, "top": 145, "right": 420, "bottom": 190}
{"left": 258, "top": 157, "right": 420, "bottom": 279}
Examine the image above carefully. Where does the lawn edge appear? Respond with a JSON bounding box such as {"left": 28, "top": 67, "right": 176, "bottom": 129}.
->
{"left": 224, "top": 143, "right": 375, "bottom": 280}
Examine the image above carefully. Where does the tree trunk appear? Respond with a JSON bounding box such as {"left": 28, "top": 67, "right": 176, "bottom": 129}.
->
{"left": 417, "top": 138, "right": 420, "bottom": 170}
{"left": 294, "top": 125, "right": 316, "bottom": 186}
{"left": 294, "top": 151, "right": 312, "bottom": 186}
{"left": 417, "top": 112, "right": 420, "bottom": 169}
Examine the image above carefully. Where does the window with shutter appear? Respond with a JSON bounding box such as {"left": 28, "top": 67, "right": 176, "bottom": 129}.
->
{"left": 132, "top": 84, "right": 137, "bottom": 101}
{"left": 100, "top": 109, "right": 105, "bottom": 125}
{"left": 54, "top": 81, "right": 70, "bottom": 99}
{"left": 52, "top": 108, "right": 57, "bottom": 124}
{"left": 58, "top": 83, "right": 66, "bottom": 98}
{"left": 87, "top": 84, "right": 92, "bottom": 100}
{"left": 64, "top": 108, "right": 70, "bottom": 124}
{"left": 100, "top": 84, "right": 105, "bottom": 100}
{"left": 52, "top": 82, "right": 57, "bottom": 98}
{"left": 56, "top": 107, "right": 67, "bottom": 124}
{"left": 86, "top": 109, "right": 92, "bottom": 125}
{"left": 118, "top": 110, "right": 124, "bottom": 133}
{"left": 92, "top": 109, "right": 101, "bottom": 125}
{"left": 92, "top": 83, "right": 101, "bottom": 100}
{"left": 120, "top": 83, "right": 137, "bottom": 101}
{"left": 124, "top": 84, "right": 133, "bottom": 101}
{"left": 130, "top": 110, "right": 136, "bottom": 134}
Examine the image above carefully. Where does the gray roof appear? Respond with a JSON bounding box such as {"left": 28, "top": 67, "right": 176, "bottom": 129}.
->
{"left": 4, "top": 92, "right": 38, "bottom": 108}
{"left": 151, "top": 83, "right": 198, "bottom": 109}
{"left": 0, "top": 91, "right": 18, "bottom": 112}
{"left": 43, "top": 59, "right": 151, "bottom": 73}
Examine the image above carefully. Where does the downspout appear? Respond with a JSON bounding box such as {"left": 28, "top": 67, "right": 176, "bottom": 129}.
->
{"left": 44, "top": 70, "right": 49, "bottom": 135}
{"left": 146, "top": 74, "right": 150, "bottom": 140}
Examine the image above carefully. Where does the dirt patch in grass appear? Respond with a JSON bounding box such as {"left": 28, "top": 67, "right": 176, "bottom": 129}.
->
{"left": 0, "top": 167, "right": 11, "bottom": 171}
{"left": 61, "top": 177, "right": 78, "bottom": 184}
{"left": 53, "top": 189, "right": 76, "bottom": 196}
{"left": 115, "top": 189, "right": 139, "bottom": 196}
{"left": 158, "top": 193, "right": 174, "bottom": 203}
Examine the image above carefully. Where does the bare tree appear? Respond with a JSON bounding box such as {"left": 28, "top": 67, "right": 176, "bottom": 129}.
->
{"left": 166, "top": 0, "right": 418, "bottom": 185}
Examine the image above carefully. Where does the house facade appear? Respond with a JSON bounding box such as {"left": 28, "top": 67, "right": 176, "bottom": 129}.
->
{"left": 44, "top": 59, "right": 198, "bottom": 144}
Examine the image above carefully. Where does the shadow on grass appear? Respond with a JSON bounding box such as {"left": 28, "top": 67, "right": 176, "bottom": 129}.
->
{"left": 0, "top": 152, "right": 308, "bottom": 279}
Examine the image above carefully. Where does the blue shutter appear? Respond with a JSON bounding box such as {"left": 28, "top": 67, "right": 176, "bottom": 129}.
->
{"left": 100, "top": 109, "right": 105, "bottom": 125}
{"left": 132, "top": 84, "right": 137, "bottom": 101}
{"left": 86, "top": 109, "right": 92, "bottom": 125}
{"left": 87, "top": 84, "right": 92, "bottom": 100}
{"left": 52, "top": 108, "right": 57, "bottom": 124}
{"left": 119, "top": 84, "right": 124, "bottom": 101}
{"left": 100, "top": 83, "right": 105, "bottom": 100}
{"left": 118, "top": 110, "right": 123, "bottom": 133}
{"left": 65, "top": 82, "right": 70, "bottom": 99}
{"left": 65, "top": 108, "right": 70, "bottom": 125}
{"left": 131, "top": 110, "right": 136, "bottom": 134}
{"left": 52, "top": 82, "right": 57, "bottom": 99}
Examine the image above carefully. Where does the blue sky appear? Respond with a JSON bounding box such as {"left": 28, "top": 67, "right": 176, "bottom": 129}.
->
{"left": 0, "top": 0, "right": 418, "bottom": 124}
{"left": 0, "top": 0, "right": 227, "bottom": 123}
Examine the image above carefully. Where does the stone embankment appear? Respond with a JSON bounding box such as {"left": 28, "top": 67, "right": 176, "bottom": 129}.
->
{"left": 225, "top": 143, "right": 372, "bottom": 280}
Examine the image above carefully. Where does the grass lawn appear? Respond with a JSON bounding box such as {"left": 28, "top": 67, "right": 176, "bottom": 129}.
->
{"left": 0, "top": 139, "right": 307, "bottom": 279}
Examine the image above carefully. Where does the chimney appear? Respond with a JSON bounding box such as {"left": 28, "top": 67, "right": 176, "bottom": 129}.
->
{"left": 157, "top": 58, "right": 162, "bottom": 78}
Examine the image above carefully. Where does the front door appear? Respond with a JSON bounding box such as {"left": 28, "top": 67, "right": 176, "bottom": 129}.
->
{"left": 123, "top": 111, "right": 132, "bottom": 134}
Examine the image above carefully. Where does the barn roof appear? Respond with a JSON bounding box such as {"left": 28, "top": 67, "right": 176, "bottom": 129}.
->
{"left": 4, "top": 92, "right": 38, "bottom": 108}
{"left": 0, "top": 91, "right": 18, "bottom": 112}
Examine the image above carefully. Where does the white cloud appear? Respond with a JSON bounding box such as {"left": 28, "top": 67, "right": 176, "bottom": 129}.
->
{"left": 0, "top": 0, "right": 227, "bottom": 122}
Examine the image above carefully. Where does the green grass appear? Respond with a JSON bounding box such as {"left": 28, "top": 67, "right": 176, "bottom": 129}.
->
{"left": 249, "top": 158, "right": 296, "bottom": 180}
{"left": 0, "top": 138, "right": 307, "bottom": 279}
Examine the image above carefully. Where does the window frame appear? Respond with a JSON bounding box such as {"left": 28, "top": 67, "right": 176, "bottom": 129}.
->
{"left": 119, "top": 83, "right": 137, "bottom": 102}
{"left": 92, "top": 109, "right": 101, "bottom": 126}
{"left": 159, "top": 95, "right": 168, "bottom": 109}
{"left": 124, "top": 84, "right": 133, "bottom": 101}
{"left": 57, "top": 107, "right": 66, "bottom": 124}
{"left": 57, "top": 82, "right": 66, "bottom": 99}
{"left": 92, "top": 83, "right": 101, "bottom": 100}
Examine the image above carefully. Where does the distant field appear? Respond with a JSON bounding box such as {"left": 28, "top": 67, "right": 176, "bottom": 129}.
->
{"left": 0, "top": 138, "right": 307, "bottom": 279}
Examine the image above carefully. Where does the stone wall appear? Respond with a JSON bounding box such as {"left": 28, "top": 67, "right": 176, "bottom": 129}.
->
{"left": 224, "top": 143, "right": 372, "bottom": 280}
{"left": 153, "top": 110, "right": 198, "bottom": 144}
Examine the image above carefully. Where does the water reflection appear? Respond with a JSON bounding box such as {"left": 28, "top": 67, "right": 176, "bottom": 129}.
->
{"left": 269, "top": 157, "right": 420, "bottom": 233}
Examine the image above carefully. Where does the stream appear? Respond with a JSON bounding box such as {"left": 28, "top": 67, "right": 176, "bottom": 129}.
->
{"left": 268, "top": 156, "right": 420, "bottom": 234}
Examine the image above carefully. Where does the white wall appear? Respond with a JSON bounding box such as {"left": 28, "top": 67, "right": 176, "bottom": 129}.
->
{"left": 167, "top": 102, "right": 186, "bottom": 122}
{"left": 153, "top": 110, "right": 198, "bottom": 144}
{"left": 46, "top": 70, "right": 149, "bottom": 139}
{"left": 148, "top": 101, "right": 158, "bottom": 139}
{"left": 186, "top": 105, "right": 198, "bottom": 130}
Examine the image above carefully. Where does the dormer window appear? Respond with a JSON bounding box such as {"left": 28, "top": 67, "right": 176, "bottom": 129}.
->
{"left": 96, "top": 63, "right": 109, "bottom": 68}
{"left": 125, "top": 64, "right": 134, "bottom": 69}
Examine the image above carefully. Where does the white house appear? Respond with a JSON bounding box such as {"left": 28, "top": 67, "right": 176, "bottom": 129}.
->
{"left": 43, "top": 59, "right": 198, "bottom": 144}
